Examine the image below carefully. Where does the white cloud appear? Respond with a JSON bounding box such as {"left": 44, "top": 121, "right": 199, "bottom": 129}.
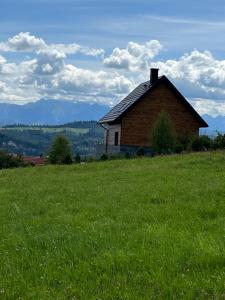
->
{"left": 190, "top": 98, "right": 225, "bottom": 117}
{"left": 0, "top": 34, "right": 133, "bottom": 105}
{"left": 8, "top": 32, "right": 46, "bottom": 52}
{"left": 0, "top": 32, "right": 104, "bottom": 57}
{"left": 50, "top": 43, "right": 105, "bottom": 57}
{"left": 35, "top": 49, "right": 65, "bottom": 75}
{"left": 152, "top": 50, "right": 225, "bottom": 100}
{"left": 103, "top": 40, "right": 162, "bottom": 71}
{"left": 51, "top": 64, "right": 133, "bottom": 104}
{"left": 0, "top": 55, "right": 6, "bottom": 65}
{"left": 0, "top": 81, "right": 7, "bottom": 92}
{"left": 1, "top": 33, "right": 225, "bottom": 117}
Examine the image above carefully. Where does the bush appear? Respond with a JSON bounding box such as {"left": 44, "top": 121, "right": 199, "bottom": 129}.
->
{"left": 151, "top": 111, "right": 175, "bottom": 154}
{"left": 49, "top": 136, "right": 73, "bottom": 164}
{"left": 75, "top": 153, "right": 81, "bottom": 163}
{"left": 174, "top": 142, "right": 184, "bottom": 154}
{"left": 213, "top": 133, "right": 225, "bottom": 150}
{"left": 136, "top": 148, "right": 145, "bottom": 156}
{"left": 100, "top": 153, "right": 108, "bottom": 161}
{"left": 191, "top": 135, "right": 212, "bottom": 152}
{"left": 125, "top": 152, "right": 132, "bottom": 159}
{"left": 0, "top": 151, "right": 27, "bottom": 169}
{"left": 176, "top": 132, "right": 193, "bottom": 152}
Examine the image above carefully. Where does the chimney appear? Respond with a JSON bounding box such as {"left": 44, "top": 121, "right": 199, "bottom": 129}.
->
{"left": 150, "top": 68, "right": 159, "bottom": 85}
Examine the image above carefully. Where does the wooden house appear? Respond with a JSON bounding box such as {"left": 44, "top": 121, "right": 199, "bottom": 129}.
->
{"left": 99, "top": 68, "right": 208, "bottom": 154}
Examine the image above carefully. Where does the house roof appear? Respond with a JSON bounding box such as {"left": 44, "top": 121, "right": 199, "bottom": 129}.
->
{"left": 99, "top": 75, "right": 208, "bottom": 127}
{"left": 22, "top": 156, "right": 46, "bottom": 166}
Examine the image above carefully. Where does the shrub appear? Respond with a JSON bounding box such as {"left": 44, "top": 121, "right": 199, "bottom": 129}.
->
{"left": 0, "top": 151, "right": 27, "bottom": 169}
{"left": 49, "top": 136, "right": 73, "bottom": 164}
{"left": 174, "top": 142, "right": 184, "bottom": 154}
{"left": 75, "top": 153, "right": 81, "bottom": 163}
{"left": 100, "top": 153, "right": 108, "bottom": 161}
{"left": 125, "top": 152, "right": 132, "bottom": 159}
{"left": 63, "top": 154, "right": 73, "bottom": 164}
{"left": 191, "top": 135, "right": 212, "bottom": 152}
{"left": 136, "top": 148, "right": 145, "bottom": 156}
{"left": 86, "top": 156, "right": 98, "bottom": 163}
{"left": 213, "top": 133, "right": 225, "bottom": 150}
{"left": 151, "top": 111, "right": 175, "bottom": 154}
{"left": 176, "top": 132, "right": 193, "bottom": 152}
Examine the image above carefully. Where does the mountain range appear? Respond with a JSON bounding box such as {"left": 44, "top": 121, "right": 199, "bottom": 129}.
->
{"left": 0, "top": 100, "right": 224, "bottom": 132}
{"left": 0, "top": 100, "right": 109, "bottom": 125}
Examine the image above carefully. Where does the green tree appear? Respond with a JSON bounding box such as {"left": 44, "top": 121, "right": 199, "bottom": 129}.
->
{"left": 191, "top": 135, "right": 212, "bottom": 152}
{"left": 151, "top": 111, "right": 175, "bottom": 154}
{"left": 49, "top": 136, "right": 73, "bottom": 164}
{"left": 75, "top": 153, "right": 81, "bottom": 163}
{"left": 213, "top": 132, "right": 225, "bottom": 150}
{"left": 0, "top": 151, "right": 27, "bottom": 169}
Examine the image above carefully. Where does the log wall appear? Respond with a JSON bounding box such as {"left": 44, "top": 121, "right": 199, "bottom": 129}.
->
{"left": 120, "top": 82, "right": 200, "bottom": 147}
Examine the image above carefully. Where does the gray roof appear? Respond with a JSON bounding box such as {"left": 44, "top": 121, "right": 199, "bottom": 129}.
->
{"left": 99, "top": 80, "right": 154, "bottom": 123}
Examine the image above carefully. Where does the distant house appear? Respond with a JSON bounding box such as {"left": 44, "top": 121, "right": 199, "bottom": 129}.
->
{"left": 99, "top": 68, "right": 208, "bottom": 154}
{"left": 22, "top": 156, "right": 46, "bottom": 166}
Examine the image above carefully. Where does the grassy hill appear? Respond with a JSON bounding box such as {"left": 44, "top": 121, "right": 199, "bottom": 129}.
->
{"left": 0, "top": 121, "right": 104, "bottom": 156}
{"left": 1, "top": 152, "right": 225, "bottom": 299}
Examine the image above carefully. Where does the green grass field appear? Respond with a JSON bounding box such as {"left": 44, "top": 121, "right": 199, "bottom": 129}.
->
{"left": 1, "top": 152, "right": 225, "bottom": 299}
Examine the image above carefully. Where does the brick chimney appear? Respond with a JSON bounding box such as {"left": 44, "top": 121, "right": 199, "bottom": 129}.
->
{"left": 150, "top": 68, "right": 159, "bottom": 85}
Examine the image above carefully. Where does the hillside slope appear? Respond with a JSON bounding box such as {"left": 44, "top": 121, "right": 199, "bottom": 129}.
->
{"left": 0, "top": 121, "right": 104, "bottom": 156}
{"left": 1, "top": 152, "right": 225, "bottom": 299}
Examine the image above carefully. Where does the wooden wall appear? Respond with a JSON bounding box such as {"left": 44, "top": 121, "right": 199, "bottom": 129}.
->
{"left": 120, "top": 82, "right": 200, "bottom": 147}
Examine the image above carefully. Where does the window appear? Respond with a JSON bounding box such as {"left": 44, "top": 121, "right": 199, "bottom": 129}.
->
{"left": 114, "top": 132, "right": 119, "bottom": 146}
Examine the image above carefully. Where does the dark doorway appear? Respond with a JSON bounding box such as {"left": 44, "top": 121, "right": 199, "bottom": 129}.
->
{"left": 115, "top": 132, "right": 119, "bottom": 146}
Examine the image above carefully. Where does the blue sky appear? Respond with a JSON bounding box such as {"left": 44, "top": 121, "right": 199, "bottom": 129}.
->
{"left": 0, "top": 0, "right": 225, "bottom": 116}
{"left": 2, "top": 0, "right": 225, "bottom": 55}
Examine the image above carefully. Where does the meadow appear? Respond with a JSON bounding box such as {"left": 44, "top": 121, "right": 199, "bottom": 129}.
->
{"left": 1, "top": 151, "right": 225, "bottom": 299}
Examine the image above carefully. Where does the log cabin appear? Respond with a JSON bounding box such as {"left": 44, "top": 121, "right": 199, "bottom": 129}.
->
{"left": 99, "top": 68, "right": 208, "bottom": 154}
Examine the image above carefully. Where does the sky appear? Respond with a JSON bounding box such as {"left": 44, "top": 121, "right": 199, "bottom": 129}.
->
{"left": 1, "top": 0, "right": 225, "bottom": 116}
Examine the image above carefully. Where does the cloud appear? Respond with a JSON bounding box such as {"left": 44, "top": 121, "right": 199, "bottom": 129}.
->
{"left": 1, "top": 33, "right": 225, "bottom": 117}
{"left": 35, "top": 49, "right": 65, "bottom": 75}
{"left": 153, "top": 50, "right": 225, "bottom": 99}
{"left": 103, "top": 40, "right": 162, "bottom": 71}
{"left": 0, "top": 34, "right": 133, "bottom": 105}
{"left": 51, "top": 64, "right": 132, "bottom": 104}
{"left": 0, "top": 55, "right": 6, "bottom": 65}
{"left": 50, "top": 43, "right": 105, "bottom": 57}
{"left": 190, "top": 98, "right": 225, "bottom": 117}
{"left": 0, "top": 32, "right": 104, "bottom": 57}
{"left": 103, "top": 46, "right": 225, "bottom": 115}
{"left": 8, "top": 32, "right": 46, "bottom": 52}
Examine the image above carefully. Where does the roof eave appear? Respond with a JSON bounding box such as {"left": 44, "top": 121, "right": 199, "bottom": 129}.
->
{"left": 98, "top": 118, "right": 116, "bottom": 124}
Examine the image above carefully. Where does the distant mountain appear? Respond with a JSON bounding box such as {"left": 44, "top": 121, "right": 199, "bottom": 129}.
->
{"left": 0, "top": 100, "right": 110, "bottom": 125}
{"left": 0, "top": 100, "right": 225, "bottom": 131}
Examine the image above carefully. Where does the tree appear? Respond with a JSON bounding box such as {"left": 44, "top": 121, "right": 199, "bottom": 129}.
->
{"left": 191, "top": 135, "right": 212, "bottom": 152}
{"left": 49, "top": 136, "right": 73, "bottom": 164}
{"left": 75, "top": 153, "right": 81, "bottom": 163}
{"left": 151, "top": 111, "right": 175, "bottom": 154}
{"left": 0, "top": 151, "right": 27, "bottom": 169}
{"left": 213, "top": 132, "right": 225, "bottom": 150}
